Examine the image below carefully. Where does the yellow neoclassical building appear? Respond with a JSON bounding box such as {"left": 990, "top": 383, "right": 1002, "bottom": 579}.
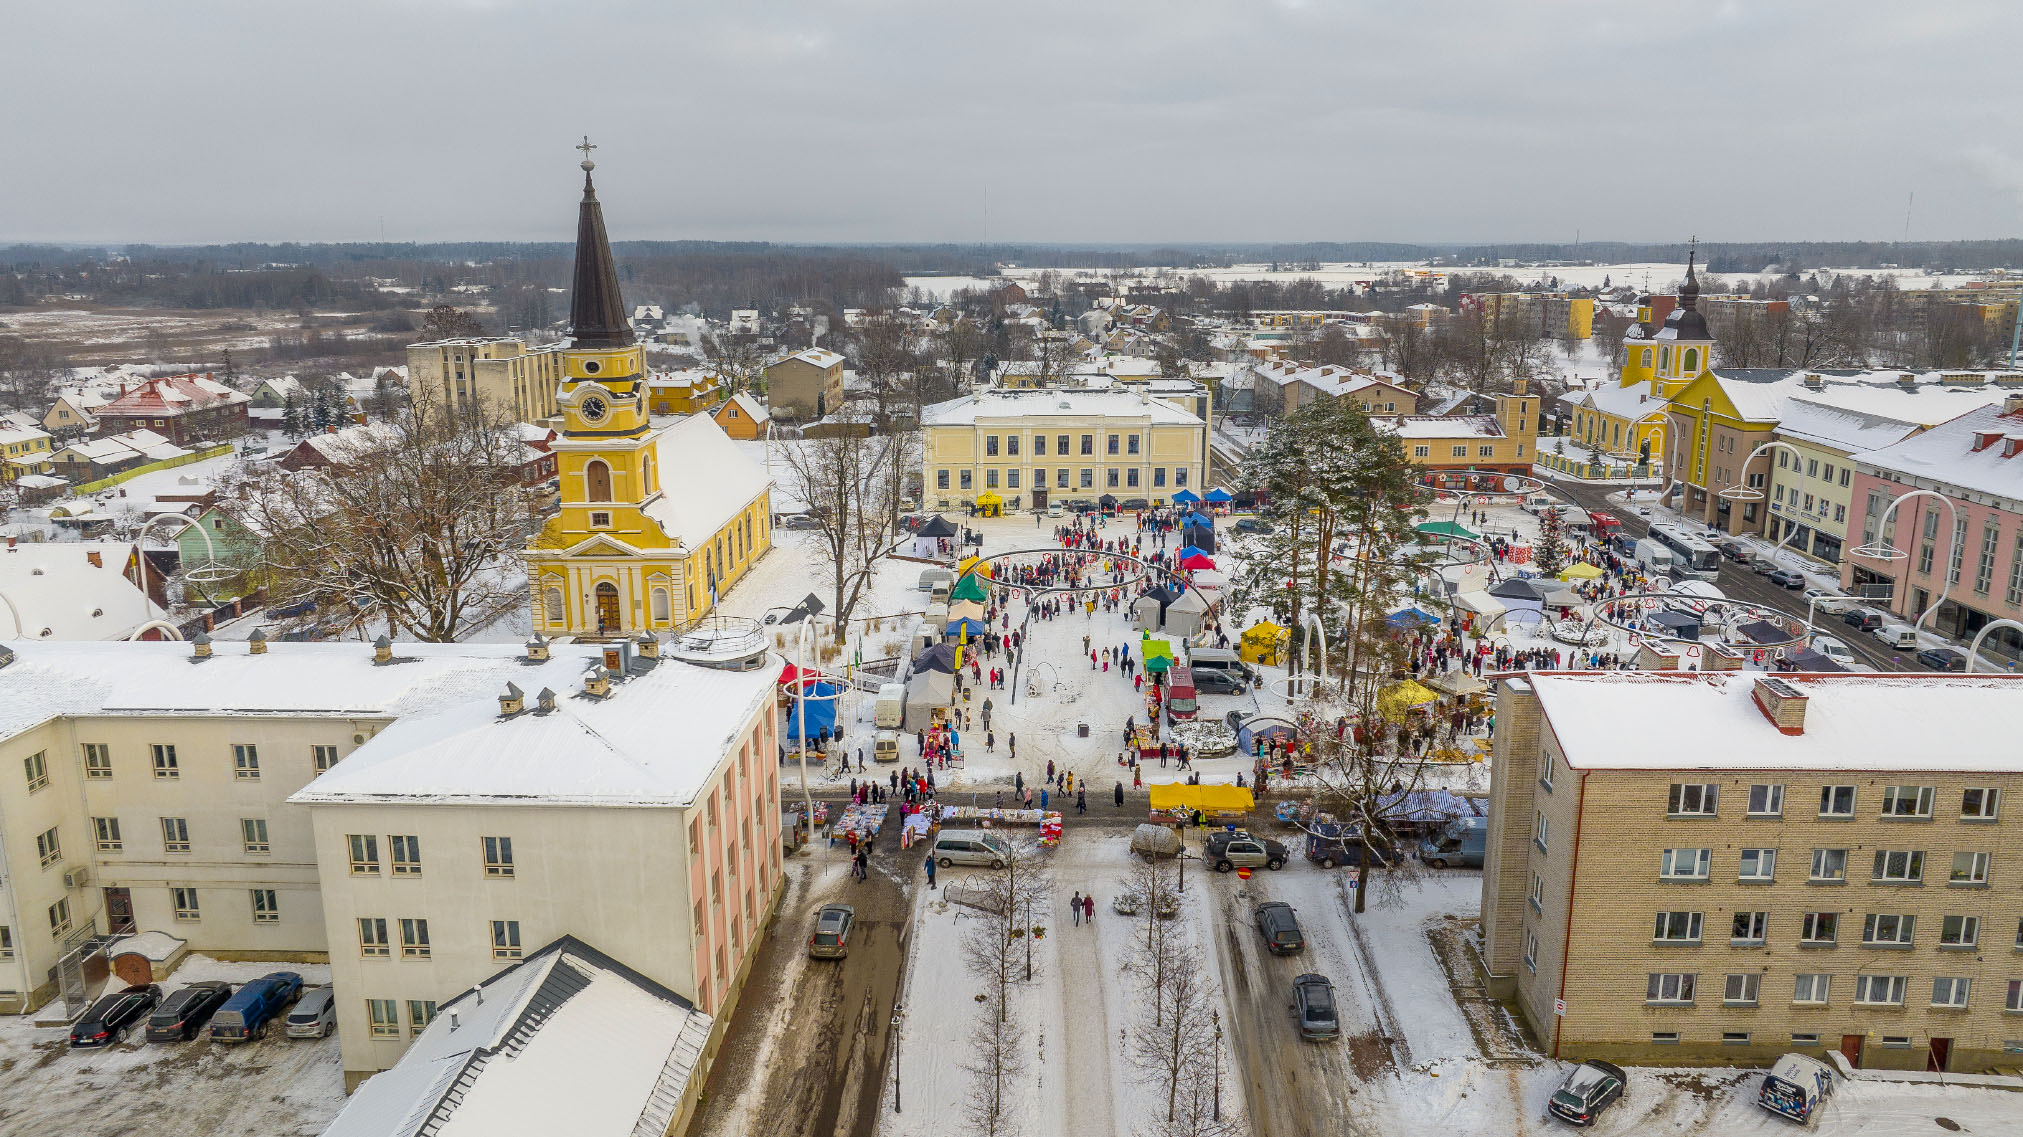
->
{"left": 525, "top": 150, "right": 773, "bottom": 637}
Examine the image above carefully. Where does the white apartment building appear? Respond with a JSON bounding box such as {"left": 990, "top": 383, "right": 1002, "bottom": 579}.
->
{"left": 0, "top": 636, "right": 784, "bottom": 1097}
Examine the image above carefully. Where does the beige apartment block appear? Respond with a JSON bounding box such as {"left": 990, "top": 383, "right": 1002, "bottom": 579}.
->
{"left": 764, "top": 347, "right": 845, "bottom": 421}
{"left": 921, "top": 387, "right": 1207, "bottom": 512}
{"left": 1481, "top": 670, "right": 2023, "bottom": 1074}
{"left": 406, "top": 336, "right": 565, "bottom": 423}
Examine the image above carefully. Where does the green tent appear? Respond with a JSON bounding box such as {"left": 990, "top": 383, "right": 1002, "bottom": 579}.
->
{"left": 1415, "top": 520, "right": 1480, "bottom": 542}
{"left": 950, "top": 573, "right": 990, "bottom": 602}
{"left": 1140, "top": 633, "right": 1175, "bottom": 672}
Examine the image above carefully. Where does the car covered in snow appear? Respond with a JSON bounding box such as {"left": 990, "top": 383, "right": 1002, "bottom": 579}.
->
{"left": 1290, "top": 973, "right": 1338, "bottom": 1040}
{"left": 1204, "top": 831, "right": 1288, "bottom": 872}
{"left": 1253, "top": 901, "right": 1305, "bottom": 955}
{"left": 1547, "top": 1059, "right": 1627, "bottom": 1126}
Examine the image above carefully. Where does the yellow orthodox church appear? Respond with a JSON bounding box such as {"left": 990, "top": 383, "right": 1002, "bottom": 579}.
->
{"left": 1566, "top": 245, "right": 1717, "bottom": 470}
{"left": 525, "top": 146, "right": 773, "bottom": 637}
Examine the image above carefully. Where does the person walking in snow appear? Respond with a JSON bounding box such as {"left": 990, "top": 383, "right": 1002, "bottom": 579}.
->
{"left": 1082, "top": 894, "right": 1095, "bottom": 924}
{"left": 1070, "top": 890, "right": 1083, "bottom": 926}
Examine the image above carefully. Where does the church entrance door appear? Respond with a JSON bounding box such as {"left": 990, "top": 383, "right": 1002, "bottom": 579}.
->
{"left": 595, "top": 582, "right": 621, "bottom": 633}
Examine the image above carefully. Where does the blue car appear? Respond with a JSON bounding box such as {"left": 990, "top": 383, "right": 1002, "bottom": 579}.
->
{"left": 208, "top": 971, "right": 303, "bottom": 1043}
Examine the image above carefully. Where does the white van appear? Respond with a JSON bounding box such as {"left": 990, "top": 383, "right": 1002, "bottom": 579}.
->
{"left": 873, "top": 730, "right": 900, "bottom": 763}
{"left": 931, "top": 830, "right": 1011, "bottom": 868}
{"left": 874, "top": 683, "right": 906, "bottom": 728}
{"left": 1871, "top": 623, "right": 1918, "bottom": 650}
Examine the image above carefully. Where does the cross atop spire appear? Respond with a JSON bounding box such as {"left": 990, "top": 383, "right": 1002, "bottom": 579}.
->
{"left": 577, "top": 135, "right": 597, "bottom": 173}
{"left": 1680, "top": 235, "right": 1701, "bottom": 310}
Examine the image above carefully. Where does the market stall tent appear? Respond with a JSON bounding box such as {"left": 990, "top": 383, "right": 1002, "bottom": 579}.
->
{"left": 1416, "top": 520, "right": 1480, "bottom": 542}
{"left": 1148, "top": 783, "right": 1253, "bottom": 813}
{"left": 949, "top": 573, "right": 989, "bottom": 603}
{"left": 1557, "top": 561, "right": 1604, "bottom": 581}
{"left": 1203, "top": 487, "right": 1233, "bottom": 503}
{"left": 1378, "top": 679, "right": 1440, "bottom": 720}
{"left": 1171, "top": 489, "right": 1201, "bottom": 504}
{"left": 784, "top": 680, "right": 843, "bottom": 740}
{"left": 915, "top": 515, "right": 959, "bottom": 538}
{"left": 1179, "top": 553, "right": 1216, "bottom": 571}
{"left": 973, "top": 490, "right": 1003, "bottom": 517}
{"left": 1240, "top": 621, "right": 1287, "bottom": 666}
{"left": 947, "top": 599, "right": 985, "bottom": 622}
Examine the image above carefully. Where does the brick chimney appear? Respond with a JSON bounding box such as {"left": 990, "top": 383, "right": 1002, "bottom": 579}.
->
{"left": 86, "top": 550, "right": 102, "bottom": 568}
{"left": 1751, "top": 676, "right": 1808, "bottom": 735}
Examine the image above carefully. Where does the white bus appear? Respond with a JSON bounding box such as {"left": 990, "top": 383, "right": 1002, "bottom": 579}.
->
{"left": 1648, "top": 522, "right": 1722, "bottom": 581}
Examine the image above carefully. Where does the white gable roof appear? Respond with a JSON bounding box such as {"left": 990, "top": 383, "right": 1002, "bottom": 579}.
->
{"left": 641, "top": 413, "right": 773, "bottom": 550}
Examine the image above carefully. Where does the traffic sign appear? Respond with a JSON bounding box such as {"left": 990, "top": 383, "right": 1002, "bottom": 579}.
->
{"left": 1236, "top": 866, "right": 1252, "bottom": 879}
{"left": 1554, "top": 999, "right": 1567, "bottom": 1017}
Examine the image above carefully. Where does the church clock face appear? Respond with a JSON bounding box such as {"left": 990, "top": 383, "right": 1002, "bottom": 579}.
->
{"left": 579, "top": 394, "right": 608, "bottom": 423}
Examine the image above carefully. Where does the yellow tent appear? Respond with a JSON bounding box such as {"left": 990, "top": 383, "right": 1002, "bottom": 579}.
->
{"left": 1148, "top": 784, "right": 1255, "bottom": 814}
{"left": 1378, "top": 679, "right": 1440, "bottom": 721}
{"left": 973, "top": 491, "right": 1003, "bottom": 517}
{"left": 1557, "top": 562, "right": 1603, "bottom": 581}
{"left": 957, "top": 555, "right": 993, "bottom": 579}
{"left": 1239, "top": 620, "right": 1287, "bottom": 666}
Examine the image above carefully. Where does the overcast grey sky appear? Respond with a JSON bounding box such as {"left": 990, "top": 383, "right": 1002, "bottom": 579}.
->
{"left": 7, "top": 1, "right": 2023, "bottom": 246}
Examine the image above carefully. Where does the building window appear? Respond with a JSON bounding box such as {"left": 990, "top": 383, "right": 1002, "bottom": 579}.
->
{"left": 1880, "top": 785, "right": 1935, "bottom": 819}
{"left": 959, "top": 470, "right": 972, "bottom": 490}
{"left": 348, "top": 834, "right": 380, "bottom": 875}
{"left": 1106, "top": 434, "right": 1119, "bottom": 456}
{"left": 2009, "top": 981, "right": 2023, "bottom": 1012}
{"left": 1951, "top": 851, "right": 1990, "bottom": 885}
{"left": 241, "top": 818, "right": 269, "bottom": 854}
{"left": 1799, "top": 912, "right": 1839, "bottom": 945}
{"left": 1033, "top": 435, "right": 1046, "bottom": 456}
{"left": 1078, "top": 434, "right": 1093, "bottom": 456}
{"left": 1653, "top": 911, "right": 1704, "bottom": 944}
{"left": 160, "top": 817, "right": 190, "bottom": 854}
{"left": 1056, "top": 434, "right": 1070, "bottom": 456}
{"left": 232, "top": 744, "right": 259, "bottom": 779}
{"left": 1978, "top": 519, "right": 2001, "bottom": 594}
{"left": 936, "top": 469, "right": 949, "bottom": 490}
{"left": 1175, "top": 467, "right": 1188, "bottom": 487}
{"left": 1532, "top": 811, "right": 1549, "bottom": 852}
{"left": 1723, "top": 974, "right": 1760, "bottom": 1007}
{"left": 1522, "top": 928, "right": 1538, "bottom": 973}
{"left": 1746, "top": 784, "right": 1784, "bottom": 817}
{"left": 152, "top": 744, "right": 179, "bottom": 779}
{"left": 408, "top": 1000, "right": 438, "bottom": 1035}
{"left": 1645, "top": 973, "right": 1696, "bottom": 1005}
{"left": 1007, "top": 470, "right": 1020, "bottom": 489}
{"left": 1931, "top": 977, "right": 1971, "bottom": 1009}
{"left": 1414, "top": 445, "right": 1430, "bottom": 458}
{"left": 1152, "top": 467, "right": 1166, "bottom": 487}
{"left": 1451, "top": 445, "right": 1467, "bottom": 457}
{"left": 1126, "top": 468, "right": 1139, "bottom": 488}
{"left": 1478, "top": 445, "right": 1494, "bottom": 457}
{"left": 1738, "top": 849, "right": 1776, "bottom": 882}
{"left": 1861, "top": 913, "right": 1916, "bottom": 947}
{"left": 368, "top": 998, "right": 400, "bottom": 1039}
{"left": 1732, "top": 911, "right": 1768, "bottom": 944}
{"left": 1127, "top": 434, "right": 1140, "bottom": 455}
{"left": 1940, "top": 915, "right": 1979, "bottom": 948}
{"left": 0, "top": 926, "right": 11, "bottom": 958}
{"left": 313, "top": 745, "right": 340, "bottom": 773}
{"left": 251, "top": 889, "right": 279, "bottom": 924}
{"left": 1667, "top": 783, "right": 1717, "bottom": 817}
{"left": 359, "top": 918, "right": 390, "bottom": 957}
{"left": 985, "top": 468, "right": 998, "bottom": 489}
{"left": 391, "top": 835, "right": 422, "bottom": 876}
{"left": 1792, "top": 974, "right": 1830, "bottom": 1005}
{"left": 48, "top": 899, "right": 71, "bottom": 937}
{"left": 1963, "top": 787, "right": 2001, "bottom": 820}
{"left": 171, "top": 887, "right": 200, "bottom": 921}
{"left": 1105, "top": 468, "right": 1119, "bottom": 488}
{"left": 483, "top": 836, "right": 515, "bottom": 877}
{"left": 23, "top": 750, "right": 48, "bottom": 793}
{"left": 984, "top": 435, "right": 998, "bottom": 457}
{"left": 1659, "top": 848, "right": 1710, "bottom": 881}
{"left": 400, "top": 918, "right": 431, "bottom": 959}
{"left": 82, "top": 743, "right": 111, "bottom": 779}
{"left": 1528, "top": 872, "right": 1544, "bottom": 913}
{"left": 1871, "top": 850, "right": 1925, "bottom": 883}
{"left": 491, "top": 920, "right": 522, "bottom": 960}
{"left": 1818, "top": 785, "right": 1856, "bottom": 818}
{"left": 1853, "top": 975, "right": 1908, "bottom": 1006}
{"left": 1080, "top": 468, "right": 1093, "bottom": 488}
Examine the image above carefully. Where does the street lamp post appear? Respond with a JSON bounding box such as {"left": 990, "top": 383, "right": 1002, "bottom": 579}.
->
{"left": 1965, "top": 617, "right": 2023, "bottom": 674}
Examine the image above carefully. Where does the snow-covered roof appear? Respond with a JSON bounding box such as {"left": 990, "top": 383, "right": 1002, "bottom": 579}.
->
{"left": 922, "top": 388, "right": 1202, "bottom": 427}
{"left": 1581, "top": 382, "right": 1666, "bottom": 421}
{"left": 1529, "top": 671, "right": 2023, "bottom": 772}
{"left": 778, "top": 348, "right": 844, "bottom": 370}
{"left": 321, "top": 937, "right": 710, "bottom": 1137}
{"left": 645, "top": 367, "right": 720, "bottom": 391}
{"left": 1852, "top": 401, "right": 2023, "bottom": 502}
{"left": 1707, "top": 368, "right": 2021, "bottom": 427}
{"left": 640, "top": 413, "right": 773, "bottom": 550}
{"left": 0, "top": 543, "right": 167, "bottom": 642}
{"left": 1773, "top": 396, "right": 1921, "bottom": 454}
{"left": 97, "top": 372, "right": 250, "bottom": 417}
{"left": 1380, "top": 414, "right": 1504, "bottom": 440}
{"left": 717, "top": 391, "right": 768, "bottom": 423}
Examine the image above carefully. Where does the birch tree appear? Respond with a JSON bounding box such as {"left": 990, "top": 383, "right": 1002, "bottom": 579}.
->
{"left": 777, "top": 429, "right": 920, "bottom": 644}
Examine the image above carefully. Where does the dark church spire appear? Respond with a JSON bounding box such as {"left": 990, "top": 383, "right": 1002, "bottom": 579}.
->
{"left": 1678, "top": 235, "right": 1701, "bottom": 312}
{"left": 567, "top": 137, "right": 633, "bottom": 349}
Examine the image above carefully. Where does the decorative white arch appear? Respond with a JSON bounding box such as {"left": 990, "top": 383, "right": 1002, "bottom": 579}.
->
{"left": 1850, "top": 489, "right": 1961, "bottom": 637}
{"left": 1964, "top": 618, "right": 2023, "bottom": 674}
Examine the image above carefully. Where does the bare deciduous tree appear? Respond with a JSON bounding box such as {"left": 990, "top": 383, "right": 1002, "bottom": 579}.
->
{"left": 777, "top": 430, "right": 919, "bottom": 644}
{"left": 1130, "top": 939, "right": 1236, "bottom": 1132}
{"left": 957, "top": 836, "right": 1051, "bottom": 1137}
{"left": 417, "top": 304, "right": 484, "bottom": 341}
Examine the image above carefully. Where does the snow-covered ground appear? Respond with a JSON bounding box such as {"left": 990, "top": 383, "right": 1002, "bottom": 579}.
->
{"left": 0, "top": 954, "right": 343, "bottom": 1136}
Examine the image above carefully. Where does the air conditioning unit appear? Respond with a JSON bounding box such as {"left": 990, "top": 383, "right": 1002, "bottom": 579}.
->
{"left": 354, "top": 733, "right": 367, "bottom": 744}
{"left": 62, "top": 866, "right": 90, "bottom": 890}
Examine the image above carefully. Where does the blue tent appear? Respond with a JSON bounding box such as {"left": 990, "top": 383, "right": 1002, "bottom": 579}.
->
{"left": 944, "top": 617, "right": 986, "bottom": 638}
{"left": 784, "top": 680, "right": 843, "bottom": 740}
{"left": 1177, "top": 545, "right": 1209, "bottom": 561}
{"left": 1386, "top": 607, "right": 1439, "bottom": 629}
{"left": 1373, "top": 788, "right": 1483, "bottom": 825}
{"left": 1204, "top": 487, "right": 1234, "bottom": 503}
{"left": 1172, "top": 489, "right": 1201, "bottom": 504}
{"left": 1236, "top": 716, "right": 1299, "bottom": 755}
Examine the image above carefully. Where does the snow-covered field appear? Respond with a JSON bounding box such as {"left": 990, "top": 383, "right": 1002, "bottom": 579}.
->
{"left": 0, "top": 955, "right": 344, "bottom": 1136}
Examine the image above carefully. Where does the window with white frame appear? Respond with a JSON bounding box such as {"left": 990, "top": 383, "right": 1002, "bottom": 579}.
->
{"left": 1854, "top": 975, "right": 1908, "bottom": 1006}
{"left": 492, "top": 919, "right": 522, "bottom": 960}
{"left": 1523, "top": 928, "right": 1538, "bottom": 972}
{"left": 1731, "top": 911, "right": 1768, "bottom": 945}
{"left": 1819, "top": 784, "right": 1856, "bottom": 817}
{"left": 368, "top": 998, "right": 399, "bottom": 1039}
{"left": 400, "top": 917, "right": 430, "bottom": 959}
{"left": 1880, "top": 785, "right": 1934, "bottom": 818}
{"left": 1792, "top": 973, "right": 1830, "bottom": 1005}
{"left": 1660, "top": 848, "right": 1711, "bottom": 881}
{"left": 483, "top": 836, "right": 515, "bottom": 877}
{"left": 1724, "top": 973, "right": 1761, "bottom": 1006}
{"left": 359, "top": 918, "right": 389, "bottom": 957}
{"left": 1738, "top": 848, "right": 1776, "bottom": 882}
{"left": 348, "top": 834, "right": 379, "bottom": 874}
{"left": 312, "top": 744, "right": 340, "bottom": 773}
{"left": 1962, "top": 787, "right": 2001, "bottom": 819}
{"left": 408, "top": 1000, "right": 438, "bottom": 1034}
{"left": 151, "top": 744, "right": 179, "bottom": 780}
{"left": 1667, "top": 783, "right": 1717, "bottom": 816}
{"left": 160, "top": 817, "right": 190, "bottom": 854}
{"left": 1861, "top": 913, "right": 1916, "bottom": 947}
{"left": 1940, "top": 915, "right": 1979, "bottom": 948}
{"left": 1533, "top": 812, "right": 1549, "bottom": 851}
{"left": 1951, "top": 851, "right": 1991, "bottom": 885}
{"left": 82, "top": 742, "right": 111, "bottom": 779}
{"left": 1871, "top": 849, "right": 1925, "bottom": 883}
{"left": 251, "top": 889, "right": 278, "bottom": 924}
{"left": 172, "top": 887, "right": 200, "bottom": 921}
{"left": 1746, "top": 784, "right": 1784, "bottom": 817}
{"left": 1528, "top": 872, "right": 1544, "bottom": 913}
{"left": 1653, "top": 911, "right": 1704, "bottom": 943}
{"left": 2009, "top": 980, "right": 2023, "bottom": 1012}
{"left": 23, "top": 750, "right": 47, "bottom": 793}
{"left": 1646, "top": 973, "right": 1696, "bottom": 1005}
{"left": 93, "top": 816, "right": 122, "bottom": 853}
{"left": 241, "top": 818, "right": 269, "bottom": 854}
{"left": 1933, "top": 977, "right": 1971, "bottom": 1008}
{"left": 232, "top": 743, "right": 259, "bottom": 779}
{"left": 1799, "top": 912, "right": 1838, "bottom": 945}
{"left": 1809, "top": 848, "right": 1847, "bottom": 882}
{"left": 391, "top": 835, "right": 422, "bottom": 876}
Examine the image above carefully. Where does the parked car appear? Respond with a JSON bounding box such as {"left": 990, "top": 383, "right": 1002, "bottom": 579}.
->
{"left": 1290, "top": 973, "right": 1339, "bottom": 1040}
{"left": 146, "top": 981, "right": 233, "bottom": 1042}
{"left": 1304, "top": 824, "right": 1397, "bottom": 869}
{"left": 285, "top": 988, "right": 338, "bottom": 1039}
{"left": 1750, "top": 557, "right": 1779, "bottom": 575}
{"left": 1841, "top": 607, "right": 1885, "bottom": 632}
{"left": 1757, "top": 1052, "right": 1835, "bottom": 1123}
{"left": 808, "top": 904, "right": 856, "bottom": 959}
{"left": 1233, "top": 518, "right": 1273, "bottom": 535}
{"left": 1419, "top": 815, "right": 1488, "bottom": 869}
{"left": 1768, "top": 568, "right": 1806, "bottom": 589}
{"left": 1808, "top": 636, "right": 1858, "bottom": 667}
{"left": 1253, "top": 901, "right": 1305, "bottom": 955}
{"left": 1871, "top": 622, "right": 1919, "bottom": 650}
{"left": 1204, "top": 831, "right": 1288, "bottom": 872}
{"left": 1802, "top": 587, "right": 1845, "bottom": 609}
{"left": 70, "top": 984, "right": 162, "bottom": 1048}
{"left": 1194, "top": 668, "right": 1248, "bottom": 696}
{"left": 1547, "top": 1059, "right": 1628, "bottom": 1126}
{"left": 1917, "top": 647, "right": 1968, "bottom": 672}
{"left": 208, "top": 972, "right": 303, "bottom": 1043}
{"left": 931, "top": 830, "right": 1011, "bottom": 868}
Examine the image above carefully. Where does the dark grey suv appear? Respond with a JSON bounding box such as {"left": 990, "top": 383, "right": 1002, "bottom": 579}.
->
{"left": 1253, "top": 901, "right": 1304, "bottom": 955}
{"left": 1291, "top": 973, "right": 1338, "bottom": 1040}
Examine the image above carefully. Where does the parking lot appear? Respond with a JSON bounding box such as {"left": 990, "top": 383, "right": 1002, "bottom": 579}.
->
{"left": 0, "top": 956, "right": 343, "bottom": 1137}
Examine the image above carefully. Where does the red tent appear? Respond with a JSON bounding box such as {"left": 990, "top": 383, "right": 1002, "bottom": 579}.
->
{"left": 777, "top": 662, "right": 830, "bottom": 691}
{"left": 1179, "top": 553, "right": 1216, "bottom": 570}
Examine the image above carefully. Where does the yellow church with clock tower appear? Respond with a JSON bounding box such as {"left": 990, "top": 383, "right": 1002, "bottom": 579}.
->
{"left": 525, "top": 142, "right": 774, "bottom": 637}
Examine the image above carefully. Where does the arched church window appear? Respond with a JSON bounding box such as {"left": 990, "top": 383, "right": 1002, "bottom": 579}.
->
{"left": 652, "top": 588, "right": 670, "bottom": 623}
{"left": 1682, "top": 348, "right": 1698, "bottom": 373}
{"left": 544, "top": 586, "right": 564, "bottom": 626}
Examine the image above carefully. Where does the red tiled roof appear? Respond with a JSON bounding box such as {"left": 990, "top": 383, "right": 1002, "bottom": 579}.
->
{"left": 98, "top": 373, "right": 249, "bottom": 417}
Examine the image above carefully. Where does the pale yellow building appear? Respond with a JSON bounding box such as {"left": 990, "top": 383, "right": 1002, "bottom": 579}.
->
{"left": 920, "top": 387, "right": 1208, "bottom": 511}
{"left": 406, "top": 337, "right": 565, "bottom": 423}
{"left": 1483, "top": 670, "right": 2023, "bottom": 1074}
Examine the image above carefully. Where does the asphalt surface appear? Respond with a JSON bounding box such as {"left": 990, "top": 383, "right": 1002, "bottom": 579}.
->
{"left": 1544, "top": 481, "right": 1920, "bottom": 673}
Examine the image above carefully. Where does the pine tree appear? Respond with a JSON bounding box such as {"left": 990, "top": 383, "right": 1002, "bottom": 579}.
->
{"left": 1533, "top": 506, "right": 1571, "bottom": 577}
{"left": 281, "top": 394, "right": 302, "bottom": 437}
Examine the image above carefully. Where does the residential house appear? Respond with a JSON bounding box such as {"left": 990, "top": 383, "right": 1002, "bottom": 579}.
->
{"left": 93, "top": 374, "right": 250, "bottom": 446}
{"left": 712, "top": 392, "right": 769, "bottom": 441}
{"left": 1382, "top": 382, "right": 1538, "bottom": 484}
{"left": 49, "top": 429, "right": 189, "bottom": 483}
{"left": 0, "top": 422, "right": 54, "bottom": 483}
{"left": 41, "top": 388, "right": 114, "bottom": 435}
{"left": 644, "top": 367, "right": 726, "bottom": 416}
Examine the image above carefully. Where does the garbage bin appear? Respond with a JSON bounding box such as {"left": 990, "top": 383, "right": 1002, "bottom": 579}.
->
{"left": 1077, "top": 722, "right": 1089, "bottom": 738}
